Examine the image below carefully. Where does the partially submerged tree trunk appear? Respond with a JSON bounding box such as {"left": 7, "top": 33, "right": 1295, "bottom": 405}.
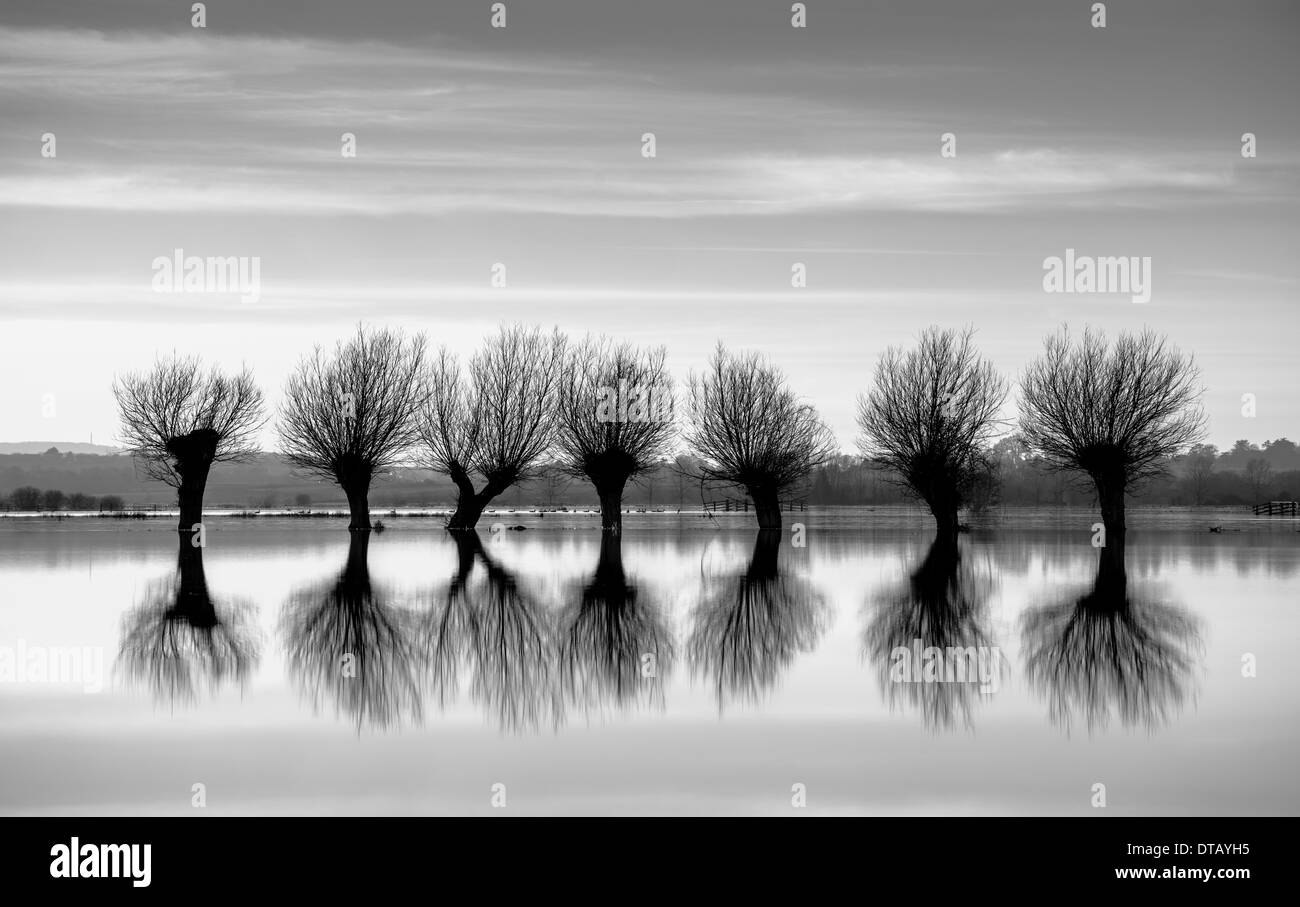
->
{"left": 594, "top": 473, "right": 629, "bottom": 532}
{"left": 341, "top": 482, "right": 371, "bottom": 531}
{"left": 333, "top": 467, "right": 372, "bottom": 531}
{"left": 446, "top": 467, "right": 513, "bottom": 530}
{"left": 1093, "top": 541, "right": 1128, "bottom": 604}
{"left": 447, "top": 480, "right": 488, "bottom": 530}
{"left": 747, "top": 485, "right": 783, "bottom": 530}
{"left": 1091, "top": 467, "right": 1127, "bottom": 548}
{"left": 169, "top": 429, "right": 219, "bottom": 533}
{"left": 747, "top": 528, "right": 783, "bottom": 580}
{"left": 592, "top": 532, "right": 627, "bottom": 589}
{"left": 343, "top": 530, "right": 371, "bottom": 580}
{"left": 910, "top": 530, "right": 961, "bottom": 606}
{"left": 451, "top": 530, "right": 482, "bottom": 581}
{"left": 915, "top": 471, "right": 961, "bottom": 544}
{"left": 930, "top": 491, "right": 961, "bottom": 540}
{"left": 171, "top": 541, "right": 216, "bottom": 628}
{"left": 447, "top": 485, "right": 502, "bottom": 530}
{"left": 176, "top": 466, "right": 212, "bottom": 534}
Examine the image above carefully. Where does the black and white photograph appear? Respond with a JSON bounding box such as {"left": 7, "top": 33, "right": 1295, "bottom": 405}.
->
{"left": 0, "top": 0, "right": 1296, "bottom": 883}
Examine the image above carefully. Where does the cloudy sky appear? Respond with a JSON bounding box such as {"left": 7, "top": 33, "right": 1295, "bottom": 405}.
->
{"left": 1, "top": 0, "right": 1296, "bottom": 451}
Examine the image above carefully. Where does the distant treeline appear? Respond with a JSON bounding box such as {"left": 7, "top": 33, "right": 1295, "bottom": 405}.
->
{"left": 3, "top": 437, "right": 1298, "bottom": 512}
{"left": 2, "top": 485, "right": 126, "bottom": 513}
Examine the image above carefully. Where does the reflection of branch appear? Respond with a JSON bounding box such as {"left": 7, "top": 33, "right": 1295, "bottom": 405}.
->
{"left": 687, "top": 530, "right": 826, "bottom": 708}
{"left": 281, "top": 533, "right": 424, "bottom": 732}
{"left": 424, "top": 532, "right": 560, "bottom": 733}
{"left": 118, "top": 542, "right": 260, "bottom": 706}
{"left": 557, "top": 534, "right": 675, "bottom": 714}
{"left": 1021, "top": 545, "right": 1202, "bottom": 734}
{"left": 864, "top": 535, "right": 999, "bottom": 731}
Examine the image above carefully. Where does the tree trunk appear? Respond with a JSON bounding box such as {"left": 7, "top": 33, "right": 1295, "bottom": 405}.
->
{"left": 345, "top": 529, "right": 371, "bottom": 574}
{"left": 451, "top": 531, "right": 483, "bottom": 579}
{"left": 929, "top": 499, "right": 960, "bottom": 544}
{"left": 171, "top": 540, "right": 217, "bottom": 628}
{"left": 447, "top": 472, "right": 513, "bottom": 530}
{"left": 1094, "top": 541, "right": 1128, "bottom": 602}
{"left": 595, "top": 474, "right": 628, "bottom": 532}
{"left": 448, "top": 491, "right": 491, "bottom": 530}
{"left": 1093, "top": 471, "right": 1127, "bottom": 547}
{"left": 342, "top": 480, "right": 371, "bottom": 531}
{"left": 175, "top": 464, "right": 211, "bottom": 534}
{"left": 167, "top": 430, "right": 216, "bottom": 533}
{"left": 913, "top": 531, "right": 961, "bottom": 602}
{"left": 748, "top": 485, "right": 782, "bottom": 530}
{"left": 747, "top": 529, "right": 783, "bottom": 579}
{"left": 594, "top": 532, "right": 626, "bottom": 585}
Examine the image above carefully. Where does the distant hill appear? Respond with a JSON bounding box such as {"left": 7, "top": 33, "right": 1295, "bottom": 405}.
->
{"left": 0, "top": 451, "right": 696, "bottom": 511}
{"left": 0, "top": 442, "right": 121, "bottom": 455}
{"left": 0, "top": 450, "right": 459, "bottom": 508}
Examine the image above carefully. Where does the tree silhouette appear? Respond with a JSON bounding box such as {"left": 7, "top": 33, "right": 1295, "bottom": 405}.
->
{"left": 556, "top": 533, "right": 675, "bottom": 713}
{"left": 556, "top": 339, "right": 676, "bottom": 531}
{"left": 423, "top": 532, "right": 561, "bottom": 732}
{"left": 278, "top": 325, "right": 428, "bottom": 530}
{"left": 280, "top": 533, "right": 425, "bottom": 731}
{"left": 687, "top": 530, "right": 827, "bottom": 708}
{"left": 1020, "top": 544, "right": 1202, "bottom": 734}
{"left": 684, "top": 344, "right": 836, "bottom": 528}
{"left": 113, "top": 355, "right": 264, "bottom": 531}
{"left": 1246, "top": 457, "right": 1272, "bottom": 504}
{"left": 1184, "top": 444, "right": 1218, "bottom": 505}
{"left": 1019, "top": 327, "right": 1205, "bottom": 543}
{"left": 420, "top": 325, "right": 566, "bottom": 529}
{"left": 117, "top": 540, "right": 260, "bottom": 705}
{"left": 857, "top": 326, "right": 1007, "bottom": 539}
{"left": 863, "top": 533, "right": 1000, "bottom": 731}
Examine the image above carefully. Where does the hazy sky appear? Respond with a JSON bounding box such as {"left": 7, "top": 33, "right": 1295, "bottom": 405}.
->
{"left": 1, "top": 0, "right": 1297, "bottom": 451}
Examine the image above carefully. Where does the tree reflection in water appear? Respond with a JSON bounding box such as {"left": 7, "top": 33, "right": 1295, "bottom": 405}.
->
{"left": 687, "top": 530, "right": 826, "bottom": 709}
{"left": 423, "top": 532, "right": 560, "bottom": 733}
{"left": 864, "top": 533, "right": 1000, "bottom": 731}
{"left": 556, "top": 532, "right": 675, "bottom": 715}
{"left": 118, "top": 539, "right": 260, "bottom": 706}
{"left": 281, "top": 532, "right": 424, "bottom": 732}
{"left": 1021, "top": 543, "right": 1202, "bottom": 734}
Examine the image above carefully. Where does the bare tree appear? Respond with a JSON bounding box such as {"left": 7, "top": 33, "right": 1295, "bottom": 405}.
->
{"left": 857, "top": 326, "right": 1007, "bottom": 539}
{"left": 556, "top": 339, "right": 676, "bottom": 531}
{"left": 423, "top": 533, "right": 561, "bottom": 732}
{"left": 557, "top": 534, "right": 674, "bottom": 713}
{"left": 534, "top": 461, "right": 572, "bottom": 508}
{"left": 278, "top": 325, "right": 428, "bottom": 531}
{"left": 281, "top": 533, "right": 425, "bottom": 730}
{"left": 1019, "top": 327, "right": 1205, "bottom": 543}
{"left": 864, "top": 533, "right": 999, "bottom": 731}
{"left": 419, "top": 325, "right": 567, "bottom": 529}
{"left": 113, "top": 355, "right": 265, "bottom": 532}
{"left": 684, "top": 344, "right": 836, "bottom": 529}
{"left": 118, "top": 540, "right": 259, "bottom": 705}
{"left": 1245, "top": 457, "right": 1272, "bottom": 504}
{"left": 673, "top": 453, "right": 694, "bottom": 512}
{"left": 1184, "top": 444, "right": 1218, "bottom": 505}
{"left": 1021, "top": 544, "right": 1201, "bottom": 733}
{"left": 687, "top": 531, "right": 827, "bottom": 707}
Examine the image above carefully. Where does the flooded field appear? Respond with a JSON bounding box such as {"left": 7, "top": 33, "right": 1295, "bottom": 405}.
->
{"left": 1, "top": 506, "right": 1296, "bottom": 815}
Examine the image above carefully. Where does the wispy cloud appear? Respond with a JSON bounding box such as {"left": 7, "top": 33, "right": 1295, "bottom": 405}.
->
{"left": 2, "top": 26, "right": 1279, "bottom": 218}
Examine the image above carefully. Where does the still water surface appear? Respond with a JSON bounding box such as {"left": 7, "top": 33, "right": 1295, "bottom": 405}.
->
{"left": 1, "top": 506, "right": 1296, "bottom": 815}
